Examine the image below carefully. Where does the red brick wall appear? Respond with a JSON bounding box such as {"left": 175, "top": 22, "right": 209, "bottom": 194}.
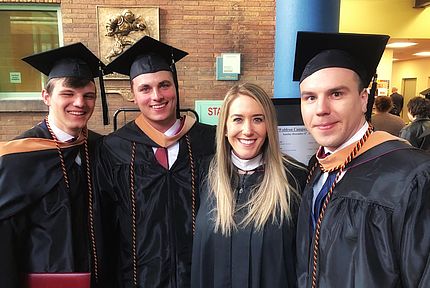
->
{"left": 0, "top": 0, "right": 276, "bottom": 139}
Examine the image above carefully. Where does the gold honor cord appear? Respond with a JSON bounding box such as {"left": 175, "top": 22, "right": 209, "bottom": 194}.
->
{"left": 308, "top": 126, "right": 373, "bottom": 288}
{"left": 128, "top": 134, "right": 196, "bottom": 287}
{"left": 45, "top": 117, "right": 98, "bottom": 281}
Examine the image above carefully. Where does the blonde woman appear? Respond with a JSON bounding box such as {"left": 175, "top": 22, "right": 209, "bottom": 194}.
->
{"left": 191, "top": 83, "right": 307, "bottom": 288}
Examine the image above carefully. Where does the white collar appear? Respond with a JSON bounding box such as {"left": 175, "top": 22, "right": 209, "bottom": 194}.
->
{"left": 47, "top": 114, "right": 76, "bottom": 142}
{"left": 164, "top": 119, "right": 182, "bottom": 137}
{"left": 324, "top": 122, "right": 369, "bottom": 154}
{"left": 231, "top": 151, "right": 263, "bottom": 172}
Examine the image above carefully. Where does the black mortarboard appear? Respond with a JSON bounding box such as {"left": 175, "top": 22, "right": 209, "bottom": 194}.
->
{"left": 22, "top": 43, "right": 102, "bottom": 80}
{"left": 293, "top": 31, "right": 389, "bottom": 87}
{"left": 106, "top": 36, "right": 188, "bottom": 118}
{"left": 293, "top": 31, "right": 389, "bottom": 121}
{"left": 105, "top": 36, "right": 188, "bottom": 79}
{"left": 22, "top": 43, "right": 109, "bottom": 125}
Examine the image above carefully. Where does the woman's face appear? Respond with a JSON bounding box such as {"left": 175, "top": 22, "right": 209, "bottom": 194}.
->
{"left": 225, "top": 95, "right": 267, "bottom": 160}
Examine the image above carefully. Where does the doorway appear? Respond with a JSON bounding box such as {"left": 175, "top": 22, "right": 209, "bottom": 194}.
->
{"left": 401, "top": 78, "right": 417, "bottom": 123}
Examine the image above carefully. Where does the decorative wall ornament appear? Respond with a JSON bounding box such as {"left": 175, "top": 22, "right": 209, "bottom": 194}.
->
{"left": 106, "top": 87, "right": 134, "bottom": 102}
{"left": 97, "top": 6, "right": 160, "bottom": 79}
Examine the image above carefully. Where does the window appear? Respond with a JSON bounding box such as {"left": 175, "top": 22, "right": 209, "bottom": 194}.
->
{"left": 0, "top": 4, "right": 62, "bottom": 100}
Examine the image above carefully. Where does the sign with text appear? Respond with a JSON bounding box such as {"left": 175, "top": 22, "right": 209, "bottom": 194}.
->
{"left": 272, "top": 98, "right": 318, "bottom": 165}
{"left": 216, "top": 57, "right": 238, "bottom": 81}
{"left": 10, "top": 72, "right": 21, "bottom": 84}
{"left": 222, "top": 53, "right": 241, "bottom": 74}
{"left": 195, "top": 100, "right": 223, "bottom": 125}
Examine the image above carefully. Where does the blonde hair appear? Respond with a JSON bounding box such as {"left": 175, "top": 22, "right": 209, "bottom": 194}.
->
{"left": 208, "top": 83, "right": 301, "bottom": 235}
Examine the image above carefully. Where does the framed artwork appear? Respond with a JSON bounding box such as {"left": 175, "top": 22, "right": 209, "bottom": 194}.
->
{"left": 96, "top": 6, "right": 160, "bottom": 79}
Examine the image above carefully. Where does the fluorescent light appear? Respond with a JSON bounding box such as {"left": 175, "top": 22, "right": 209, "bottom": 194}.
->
{"left": 386, "top": 42, "right": 417, "bottom": 48}
{"left": 413, "top": 52, "right": 430, "bottom": 57}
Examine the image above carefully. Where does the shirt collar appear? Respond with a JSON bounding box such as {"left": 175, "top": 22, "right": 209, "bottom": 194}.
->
{"left": 324, "top": 122, "right": 369, "bottom": 155}
{"left": 164, "top": 119, "right": 182, "bottom": 137}
{"left": 231, "top": 152, "right": 263, "bottom": 172}
{"left": 47, "top": 114, "right": 76, "bottom": 142}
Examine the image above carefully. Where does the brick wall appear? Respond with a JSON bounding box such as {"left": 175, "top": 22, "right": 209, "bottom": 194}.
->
{"left": 0, "top": 0, "right": 276, "bottom": 139}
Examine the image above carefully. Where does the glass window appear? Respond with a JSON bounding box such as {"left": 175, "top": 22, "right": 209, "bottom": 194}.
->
{"left": 0, "top": 5, "right": 62, "bottom": 100}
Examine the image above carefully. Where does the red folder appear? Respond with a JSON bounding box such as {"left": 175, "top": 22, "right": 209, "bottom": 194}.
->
{"left": 26, "top": 273, "right": 90, "bottom": 288}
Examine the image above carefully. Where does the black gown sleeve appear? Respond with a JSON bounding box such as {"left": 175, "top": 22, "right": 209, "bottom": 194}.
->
{"left": 395, "top": 163, "right": 430, "bottom": 287}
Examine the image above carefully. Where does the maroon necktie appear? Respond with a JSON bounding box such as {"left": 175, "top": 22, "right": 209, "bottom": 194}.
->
{"left": 155, "top": 147, "right": 168, "bottom": 169}
{"left": 318, "top": 148, "right": 330, "bottom": 159}
{"left": 155, "top": 118, "right": 185, "bottom": 169}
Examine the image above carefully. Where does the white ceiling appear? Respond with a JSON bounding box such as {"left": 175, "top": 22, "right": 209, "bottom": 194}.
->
{"left": 388, "top": 38, "right": 430, "bottom": 62}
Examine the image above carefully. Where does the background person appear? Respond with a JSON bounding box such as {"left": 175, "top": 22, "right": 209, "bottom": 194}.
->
{"left": 389, "top": 87, "right": 404, "bottom": 116}
{"left": 399, "top": 96, "right": 430, "bottom": 151}
{"left": 191, "top": 83, "right": 307, "bottom": 288}
{"left": 371, "top": 95, "right": 405, "bottom": 136}
{"left": 94, "top": 36, "right": 216, "bottom": 288}
{"left": 0, "top": 43, "right": 104, "bottom": 288}
{"left": 293, "top": 31, "right": 430, "bottom": 288}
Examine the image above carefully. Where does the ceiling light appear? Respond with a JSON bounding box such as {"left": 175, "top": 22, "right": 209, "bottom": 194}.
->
{"left": 413, "top": 52, "right": 430, "bottom": 57}
{"left": 386, "top": 42, "right": 417, "bottom": 48}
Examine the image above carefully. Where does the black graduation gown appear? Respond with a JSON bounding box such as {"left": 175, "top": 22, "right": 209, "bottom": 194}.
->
{"left": 0, "top": 120, "right": 101, "bottom": 288}
{"left": 94, "top": 120, "right": 216, "bottom": 288}
{"left": 296, "top": 140, "right": 430, "bottom": 288}
{"left": 191, "top": 158, "right": 308, "bottom": 288}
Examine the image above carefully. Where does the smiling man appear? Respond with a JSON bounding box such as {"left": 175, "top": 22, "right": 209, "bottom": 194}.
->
{"left": 294, "top": 31, "right": 430, "bottom": 288}
{"left": 94, "top": 36, "right": 216, "bottom": 288}
{"left": 0, "top": 43, "right": 105, "bottom": 288}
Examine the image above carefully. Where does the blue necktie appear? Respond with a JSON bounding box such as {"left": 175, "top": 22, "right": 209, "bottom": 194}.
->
{"left": 312, "top": 171, "right": 337, "bottom": 229}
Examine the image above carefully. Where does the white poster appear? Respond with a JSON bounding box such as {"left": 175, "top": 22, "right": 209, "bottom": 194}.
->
{"left": 278, "top": 125, "right": 319, "bottom": 165}
{"left": 222, "top": 53, "right": 241, "bottom": 74}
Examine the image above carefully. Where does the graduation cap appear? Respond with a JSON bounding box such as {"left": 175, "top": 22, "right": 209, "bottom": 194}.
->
{"left": 105, "top": 36, "right": 188, "bottom": 118}
{"left": 293, "top": 31, "right": 389, "bottom": 121}
{"left": 22, "top": 43, "right": 109, "bottom": 125}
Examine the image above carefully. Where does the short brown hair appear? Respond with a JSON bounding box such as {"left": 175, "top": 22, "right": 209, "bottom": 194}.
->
{"left": 45, "top": 77, "right": 94, "bottom": 94}
{"left": 407, "top": 96, "right": 430, "bottom": 118}
{"left": 374, "top": 96, "right": 393, "bottom": 113}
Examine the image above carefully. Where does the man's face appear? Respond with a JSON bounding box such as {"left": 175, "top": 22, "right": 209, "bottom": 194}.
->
{"left": 42, "top": 78, "right": 96, "bottom": 137}
{"left": 300, "top": 67, "right": 368, "bottom": 151}
{"left": 132, "top": 70, "right": 177, "bottom": 132}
